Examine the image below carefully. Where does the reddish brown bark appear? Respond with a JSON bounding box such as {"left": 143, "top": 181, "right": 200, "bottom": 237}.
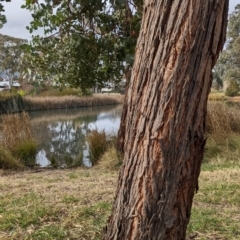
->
{"left": 104, "top": 0, "right": 229, "bottom": 239}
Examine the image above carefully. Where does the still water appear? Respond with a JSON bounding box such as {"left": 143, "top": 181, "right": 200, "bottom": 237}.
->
{"left": 29, "top": 105, "right": 122, "bottom": 167}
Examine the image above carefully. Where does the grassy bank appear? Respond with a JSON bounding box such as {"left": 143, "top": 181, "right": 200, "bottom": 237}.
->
{"left": 0, "top": 168, "right": 118, "bottom": 240}
{"left": 0, "top": 159, "right": 239, "bottom": 240}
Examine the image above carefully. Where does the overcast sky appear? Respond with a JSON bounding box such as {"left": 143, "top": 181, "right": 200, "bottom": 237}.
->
{"left": 0, "top": 0, "right": 239, "bottom": 40}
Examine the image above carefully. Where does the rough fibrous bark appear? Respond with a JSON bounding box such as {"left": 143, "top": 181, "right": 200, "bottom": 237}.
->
{"left": 105, "top": 0, "right": 229, "bottom": 239}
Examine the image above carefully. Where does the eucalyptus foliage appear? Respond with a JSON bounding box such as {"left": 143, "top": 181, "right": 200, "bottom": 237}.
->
{"left": 22, "top": 0, "right": 143, "bottom": 93}
{"left": 0, "top": 0, "right": 10, "bottom": 29}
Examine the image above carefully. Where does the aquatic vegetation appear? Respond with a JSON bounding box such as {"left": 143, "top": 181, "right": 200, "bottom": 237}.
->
{"left": 0, "top": 112, "right": 37, "bottom": 168}
{"left": 87, "top": 130, "right": 108, "bottom": 166}
{"left": 0, "top": 146, "right": 23, "bottom": 169}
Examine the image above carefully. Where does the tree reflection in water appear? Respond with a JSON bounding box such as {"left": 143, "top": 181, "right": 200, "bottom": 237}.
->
{"left": 29, "top": 105, "right": 122, "bottom": 167}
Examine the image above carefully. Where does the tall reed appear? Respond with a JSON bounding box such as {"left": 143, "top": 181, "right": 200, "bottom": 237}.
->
{"left": 0, "top": 146, "right": 24, "bottom": 169}
{"left": 1, "top": 112, "right": 33, "bottom": 148}
{"left": 0, "top": 112, "right": 37, "bottom": 168}
{"left": 87, "top": 130, "right": 108, "bottom": 166}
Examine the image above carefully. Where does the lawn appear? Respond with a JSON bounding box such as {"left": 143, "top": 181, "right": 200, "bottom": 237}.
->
{"left": 0, "top": 158, "right": 239, "bottom": 239}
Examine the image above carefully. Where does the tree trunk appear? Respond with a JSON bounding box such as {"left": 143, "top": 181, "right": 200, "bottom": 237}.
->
{"left": 104, "top": 0, "right": 229, "bottom": 239}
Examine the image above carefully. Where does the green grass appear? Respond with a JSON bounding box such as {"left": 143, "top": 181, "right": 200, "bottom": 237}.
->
{"left": 201, "top": 160, "right": 240, "bottom": 171}
{"left": 189, "top": 119, "right": 240, "bottom": 240}
{"left": 30, "top": 225, "right": 67, "bottom": 240}
{"left": 68, "top": 172, "right": 79, "bottom": 179}
{"left": 0, "top": 192, "right": 58, "bottom": 231}
{"left": 0, "top": 169, "right": 116, "bottom": 239}
{"left": 0, "top": 161, "right": 239, "bottom": 240}
{"left": 187, "top": 164, "right": 240, "bottom": 239}
{"left": 188, "top": 208, "right": 240, "bottom": 239}
{"left": 195, "top": 182, "right": 240, "bottom": 206}
{"left": 62, "top": 195, "right": 80, "bottom": 204}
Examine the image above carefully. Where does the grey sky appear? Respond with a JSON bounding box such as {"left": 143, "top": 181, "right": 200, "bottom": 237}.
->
{"left": 0, "top": 0, "right": 239, "bottom": 40}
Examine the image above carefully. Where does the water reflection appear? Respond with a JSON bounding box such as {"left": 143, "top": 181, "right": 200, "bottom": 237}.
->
{"left": 29, "top": 105, "right": 122, "bottom": 167}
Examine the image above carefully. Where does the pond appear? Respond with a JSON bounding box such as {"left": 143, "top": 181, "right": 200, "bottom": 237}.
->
{"left": 29, "top": 105, "right": 122, "bottom": 167}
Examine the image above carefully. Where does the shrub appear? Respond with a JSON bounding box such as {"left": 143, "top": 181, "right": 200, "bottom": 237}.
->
{"left": 87, "top": 130, "right": 108, "bottom": 166}
{"left": 49, "top": 155, "right": 58, "bottom": 168}
{"left": 0, "top": 146, "right": 24, "bottom": 169}
{"left": 225, "top": 81, "right": 240, "bottom": 97}
{"left": 38, "top": 87, "right": 83, "bottom": 97}
{"left": 97, "top": 146, "right": 122, "bottom": 170}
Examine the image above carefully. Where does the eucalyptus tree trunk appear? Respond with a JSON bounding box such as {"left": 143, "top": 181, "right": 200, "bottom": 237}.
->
{"left": 104, "top": 0, "right": 229, "bottom": 239}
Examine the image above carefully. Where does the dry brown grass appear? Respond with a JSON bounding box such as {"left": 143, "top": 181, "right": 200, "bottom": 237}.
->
{"left": 0, "top": 112, "right": 37, "bottom": 168}
{"left": 205, "top": 102, "right": 240, "bottom": 163}
{"left": 0, "top": 168, "right": 118, "bottom": 240}
{"left": 0, "top": 168, "right": 117, "bottom": 209}
{"left": 208, "top": 92, "right": 227, "bottom": 101}
{"left": 0, "top": 163, "right": 239, "bottom": 239}
{"left": 0, "top": 112, "right": 33, "bottom": 148}
{"left": 23, "top": 94, "right": 124, "bottom": 111}
{"left": 97, "top": 146, "right": 122, "bottom": 170}
{"left": 229, "top": 96, "right": 240, "bottom": 102}
{"left": 206, "top": 102, "right": 240, "bottom": 138}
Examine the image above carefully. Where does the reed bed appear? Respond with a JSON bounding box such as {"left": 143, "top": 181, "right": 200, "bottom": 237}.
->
{"left": 22, "top": 95, "right": 124, "bottom": 111}
{"left": 0, "top": 112, "right": 33, "bottom": 149}
{"left": 0, "top": 92, "right": 124, "bottom": 114}
{"left": 87, "top": 130, "right": 108, "bottom": 166}
{"left": 0, "top": 112, "right": 37, "bottom": 168}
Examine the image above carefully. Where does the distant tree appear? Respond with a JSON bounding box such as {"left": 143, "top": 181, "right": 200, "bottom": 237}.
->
{"left": 0, "top": 34, "right": 27, "bottom": 87}
{"left": 214, "top": 4, "right": 240, "bottom": 95}
{"left": 212, "top": 70, "right": 223, "bottom": 90}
